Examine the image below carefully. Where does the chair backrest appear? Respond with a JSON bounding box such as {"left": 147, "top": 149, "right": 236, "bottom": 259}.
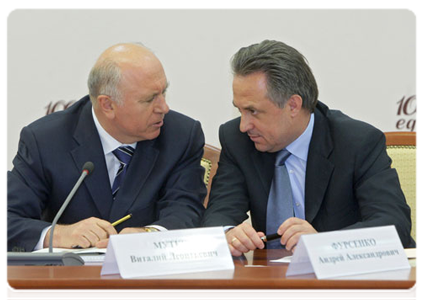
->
{"left": 200, "top": 144, "right": 221, "bottom": 208}
{"left": 384, "top": 131, "right": 416, "bottom": 241}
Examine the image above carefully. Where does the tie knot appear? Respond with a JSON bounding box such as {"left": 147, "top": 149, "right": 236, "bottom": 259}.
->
{"left": 275, "top": 149, "right": 291, "bottom": 166}
{"left": 113, "top": 146, "right": 135, "bottom": 165}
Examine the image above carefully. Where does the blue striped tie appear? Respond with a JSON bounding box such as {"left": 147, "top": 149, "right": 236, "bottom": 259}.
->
{"left": 266, "top": 149, "right": 293, "bottom": 249}
{"left": 111, "top": 146, "right": 135, "bottom": 199}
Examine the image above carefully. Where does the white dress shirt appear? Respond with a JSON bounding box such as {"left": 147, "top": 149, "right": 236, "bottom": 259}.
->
{"left": 91, "top": 108, "right": 137, "bottom": 187}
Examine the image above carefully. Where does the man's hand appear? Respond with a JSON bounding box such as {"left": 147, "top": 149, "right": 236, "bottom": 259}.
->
{"left": 226, "top": 223, "right": 265, "bottom": 256}
{"left": 118, "top": 227, "right": 148, "bottom": 234}
{"left": 44, "top": 217, "right": 117, "bottom": 249}
{"left": 95, "top": 227, "right": 149, "bottom": 248}
{"left": 277, "top": 217, "right": 317, "bottom": 252}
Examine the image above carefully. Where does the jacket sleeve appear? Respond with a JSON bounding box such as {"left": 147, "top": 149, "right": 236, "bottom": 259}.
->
{"left": 202, "top": 124, "right": 251, "bottom": 227}
{"left": 152, "top": 120, "right": 207, "bottom": 229}
{"left": 8, "top": 126, "right": 52, "bottom": 252}
{"left": 344, "top": 130, "right": 415, "bottom": 247}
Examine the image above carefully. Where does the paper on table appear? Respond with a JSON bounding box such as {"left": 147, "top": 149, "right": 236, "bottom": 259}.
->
{"left": 270, "top": 256, "right": 292, "bottom": 263}
{"left": 33, "top": 247, "right": 106, "bottom": 255}
{"left": 269, "top": 248, "right": 416, "bottom": 264}
{"left": 81, "top": 254, "right": 105, "bottom": 265}
{"left": 101, "top": 227, "right": 234, "bottom": 278}
{"left": 75, "top": 247, "right": 106, "bottom": 266}
{"left": 74, "top": 247, "right": 107, "bottom": 255}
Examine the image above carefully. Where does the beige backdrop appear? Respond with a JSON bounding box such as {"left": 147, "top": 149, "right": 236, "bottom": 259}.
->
{"left": 7, "top": 9, "right": 416, "bottom": 170}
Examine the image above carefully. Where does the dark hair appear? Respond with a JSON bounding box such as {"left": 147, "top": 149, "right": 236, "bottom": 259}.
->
{"left": 231, "top": 40, "right": 318, "bottom": 112}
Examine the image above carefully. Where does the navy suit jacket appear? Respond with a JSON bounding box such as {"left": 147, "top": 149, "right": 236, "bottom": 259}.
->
{"left": 8, "top": 96, "right": 207, "bottom": 252}
{"left": 202, "top": 101, "right": 415, "bottom": 248}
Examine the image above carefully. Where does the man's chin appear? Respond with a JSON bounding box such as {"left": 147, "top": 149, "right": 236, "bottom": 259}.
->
{"left": 253, "top": 142, "right": 269, "bottom": 153}
{"left": 137, "top": 129, "right": 161, "bottom": 142}
{"left": 149, "top": 129, "right": 161, "bottom": 140}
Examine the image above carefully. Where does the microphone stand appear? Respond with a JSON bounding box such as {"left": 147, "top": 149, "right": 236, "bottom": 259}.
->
{"left": 49, "top": 169, "right": 90, "bottom": 253}
{"left": 8, "top": 162, "right": 94, "bottom": 266}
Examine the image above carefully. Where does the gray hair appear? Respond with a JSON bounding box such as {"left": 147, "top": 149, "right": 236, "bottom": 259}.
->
{"left": 87, "top": 58, "right": 123, "bottom": 106}
{"left": 231, "top": 40, "right": 319, "bottom": 112}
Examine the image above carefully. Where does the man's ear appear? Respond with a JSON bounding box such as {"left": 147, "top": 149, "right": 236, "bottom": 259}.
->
{"left": 97, "top": 95, "right": 116, "bottom": 119}
{"left": 287, "top": 94, "right": 303, "bottom": 117}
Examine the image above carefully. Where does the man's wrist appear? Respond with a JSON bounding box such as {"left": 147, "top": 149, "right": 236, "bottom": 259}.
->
{"left": 44, "top": 224, "right": 65, "bottom": 248}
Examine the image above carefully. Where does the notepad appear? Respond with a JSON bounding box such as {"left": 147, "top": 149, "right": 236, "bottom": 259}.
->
{"left": 80, "top": 254, "right": 105, "bottom": 265}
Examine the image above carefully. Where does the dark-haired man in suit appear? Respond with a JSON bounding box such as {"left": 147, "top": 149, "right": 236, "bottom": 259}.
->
{"left": 202, "top": 40, "right": 414, "bottom": 256}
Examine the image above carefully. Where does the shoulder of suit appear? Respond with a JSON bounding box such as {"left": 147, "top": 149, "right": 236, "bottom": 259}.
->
{"left": 220, "top": 117, "right": 241, "bottom": 132}
{"left": 160, "top": 110, "right": 203, "bottom": 139}
{"left": 163, "top": 110, "right": 200, "bottom": 128}
{"left": 25, "top": 96, "right": 90, "bottom": 132}
{"left": 164, "top": 109, "right": 196, "bottom": 122}
{"left": 219, "top": 117, "right": 253, "bottom": 148}
{"left": 316, "top": 101, "right": 384, "bottom": 144}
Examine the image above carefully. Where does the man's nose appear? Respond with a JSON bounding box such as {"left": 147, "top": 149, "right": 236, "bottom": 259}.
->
{"left": 155, "top": 95, "right": 169, "bottom": 114}
{"left": 239, "top": 115, "right": 252, "bottom": 133}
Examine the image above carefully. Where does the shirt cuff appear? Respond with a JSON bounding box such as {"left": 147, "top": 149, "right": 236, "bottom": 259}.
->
{"left": 223, "top": 225, "right": 235, "bottom": 233}
{"left": 34, "top": 225, "right": 51, "bottom": 251}
{"left": 147, "top": 225, "right": 167, "bottom": 231}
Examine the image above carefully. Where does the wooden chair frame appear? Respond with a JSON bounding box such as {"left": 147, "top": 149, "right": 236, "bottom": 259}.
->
{"left": 201, "top": 144, "right": 221, "bottom": 207}
{"left": 384, "top": 131, "right": 416, "bottom": 146}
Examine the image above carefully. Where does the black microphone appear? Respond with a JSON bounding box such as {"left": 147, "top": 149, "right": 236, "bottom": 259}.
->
{"left": 8, "top": 162, "right": 95, "bottom": 266}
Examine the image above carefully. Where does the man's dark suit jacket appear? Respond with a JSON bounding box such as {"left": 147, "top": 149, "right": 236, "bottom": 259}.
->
{"left": 8, "top": 96, "right": 207, "bottom": 252}
{"left": 202, "top": 101, "right": 415, "bottom": 248}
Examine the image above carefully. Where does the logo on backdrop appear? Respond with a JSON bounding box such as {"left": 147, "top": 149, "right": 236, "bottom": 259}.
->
{"left": 396, "top": 95, "right": 416, "bottom": 132}
{"left": 45, "top": 100, "right": 76, "bottom": 115}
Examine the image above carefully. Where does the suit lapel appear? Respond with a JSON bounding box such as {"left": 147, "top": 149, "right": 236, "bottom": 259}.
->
{"left": 250, "top": 150, "right": 275, "bottom": 231}
{"left": 305, "top": 104, "right": 334, "bottom": 223}
{"left": 251, "top": 150, "right": 275, "bottom": 202}
{"left": 108, "top": 139, "right": 159, "bottom": 221}
{"left": 70, "top": 100, "right": 114, "bottom": 219}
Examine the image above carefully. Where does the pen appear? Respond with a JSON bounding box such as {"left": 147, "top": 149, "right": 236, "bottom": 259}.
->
{"left": 111, "top": 213, "right": 132, "bottom": 227}
{"left": 261, "top": 233, "right": 281, "bottom": 242}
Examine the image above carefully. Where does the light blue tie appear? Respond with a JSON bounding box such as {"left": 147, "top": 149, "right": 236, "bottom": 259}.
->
{"left": 111, "top": 146, "right": 135, "bottom": 199}
{"left": 266, "top": 149, "right": 293, "bottom": 249}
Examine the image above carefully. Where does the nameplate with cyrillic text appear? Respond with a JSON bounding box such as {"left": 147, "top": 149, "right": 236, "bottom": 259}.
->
{"left": 286, "top": 225, "right": 410, "bottom": 279}
{"left": 101, "top": 227, "right": 234, "bottom": 279}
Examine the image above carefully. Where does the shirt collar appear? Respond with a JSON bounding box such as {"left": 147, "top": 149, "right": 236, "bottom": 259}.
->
{"left": 286, "top": 113, "right": 315, "bottom": 162}
{"left": 92, "top": 108, "right": 137, "bottom": 155}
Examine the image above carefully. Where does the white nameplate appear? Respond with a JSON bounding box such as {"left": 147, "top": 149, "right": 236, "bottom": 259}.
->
{"left": 286, "top": 225, "right": 410, "bottom": 279}
{"left": 101, "top": 227, "right": 234, "bottom": 279}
